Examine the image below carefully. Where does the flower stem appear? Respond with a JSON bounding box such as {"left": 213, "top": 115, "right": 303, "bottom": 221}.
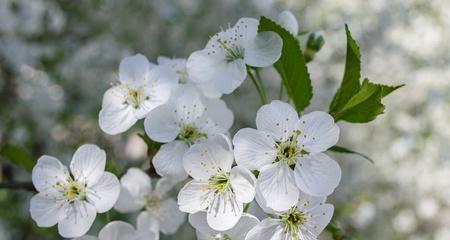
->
{"left": 247, "top": 67, "right": 268, "bottom": 104}
{"left": 243, "top": 202, "right": 252, "bottom": 212}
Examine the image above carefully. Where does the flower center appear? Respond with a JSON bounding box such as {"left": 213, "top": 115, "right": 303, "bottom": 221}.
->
{"left": 144, "top": 193, "right": 160, "bottom": 210}
{"left": 178, "top": 124, "right": 207, "bottom": 145}
{"left": 279, "top": 207, "right": 307, "bottom": 237}
{"left": 274, "top": 131, "right": 309, "bottom": 167}
{"left": 176, "top": 69, "right": 189, "bottom": 84}
{"left": 56, "top": 179, "right": 86, "bottom": 203}
{"left": 205, "top": 171, "right": 231, "bottom": 194}
{"left": 124, "top": 85, "right": 149, "bottom": 109}
{"left": 216, "top": 39, "right": 245, "bottom": 62}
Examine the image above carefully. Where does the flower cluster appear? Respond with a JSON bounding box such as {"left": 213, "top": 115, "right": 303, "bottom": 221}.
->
{"left": 28, "top": 10, "right": 365, "bottom": 240}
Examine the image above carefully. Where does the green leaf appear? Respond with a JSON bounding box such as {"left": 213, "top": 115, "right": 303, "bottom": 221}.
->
{"left": 258, "top": 16, "right": 313, "bottom": 112}
{"left": 329, "top": 145, "right": 374, "bottom": 164}
{"left": 329, "top": 25, "right": 403, "bottom": 122}
{"left": 0, "top": 144, "right": 35, "bottom": 171}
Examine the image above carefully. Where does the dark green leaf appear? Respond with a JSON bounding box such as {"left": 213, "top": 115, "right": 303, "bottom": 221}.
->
{"left": 329, "top": 145, "right": 374, "bottom": 164}
{"left": 258, "top": 16, "right": 313, "bottom": 112}
{"left": 329, "top": 25, "right": 403, "bottom": 122}
{"left": 0, "top": 144, "right": 35, "bottom": 171}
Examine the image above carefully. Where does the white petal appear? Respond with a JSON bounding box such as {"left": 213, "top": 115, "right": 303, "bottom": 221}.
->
{"left": 294, "top": 153, "right": 341, "bottom": 197}
{"left": 186, "top": 49, "right": 223, "bottom": 84}
{"left": 153, "top": 198, "right": 186, "bottom": 234}
{"left": 136, "top": 211, "right": 160, "bottom": 236}
{"left": 230, "top": 166, "right": 256, "bottom": 203}
{"left": 233, "top": 128, "right": 277, "bottom": 171}
{"left": 74, "top": 235, "right": 98, "bottom": 240}
{"left": 207, "top": 193, "right": 243, "bottom": 231}
{"left": 153, "top": 141, "right": 189, "bottom": 181}
{"left": 295, "top": 111, "right": 339, "bottom": 154}
{"left": 183, "top": 141, "right": 233, "bottom": 181}
{"left": 32, "top": 155, "right": 69, "bottom": 193}
{"left": 201, "top": 98, "right": 234, "bottom": 131}
{"left": 278, "top": 11, "right": 298, "bottom": 35}
{"left": 114, "top": 168, "right": 150, "bottom": 213}
{"left": 154, "top": 176, "right": 178, "bottom": 199}
{"left": 119, "top": 54, "right": 150, "bottom": 85}
{"left": 174, "top": 87, "right": 205, "bottom": 123}
{"left": 256, "top": 100, "right": 299, "bottom": 141}
{"left": 225, "top": 213, "right": 260, "bottom": 239}
{"left": 305, "top": 204, "right": 334, "bottom": 237}
{"left": 99, "top": 87, "right": 137, "bottom": 135}
{"left": 188, "top": 211, "right": 216, "bottom": 236}
{"left": 196, "top": 80, "right": 222, "bottom": 99}
{"left": 257, "top": 163, "right": 298, "bottom": 211}
{"left": 29, "top": 193, "right": 65, "bottom": 227}
{"left": 245, "top": 218, "right": 284, "bottom": 240}
{"left": 232, "top": 17, "right": 259, "bottom": 44}
{"left": 178, "top": 180, "right": 213, "bottom": 213}
{"left": 58, "top": 202, "right": 97, "bottom": 238}
{"left": 244, "top": 32, "right": 282, "bottom": 67}
{"left": 212, "top": 59, "right": 247, "bottom": 94}
{"left": 144, "top": 104, "right": 180, "bottom": 143}
{"left": 70, "top": 144, "right": 106, "bottom": 186}
{"left": 98, "top": 221, "right": 136, "bottom": 240}
{"left": 87, "top": 172, "right": 120, "bottom": 213}
{"left": 296, "top": 191, "right": 327, "bottom": 212}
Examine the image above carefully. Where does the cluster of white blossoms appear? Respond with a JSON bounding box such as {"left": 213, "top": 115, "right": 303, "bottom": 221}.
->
{"left": 30, "top": 11, "right": 339, "bottom": 240}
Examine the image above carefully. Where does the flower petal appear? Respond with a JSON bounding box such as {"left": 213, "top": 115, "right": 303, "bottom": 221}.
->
{"left": 294, "top": 153, "right": 341, "bottom": 197}
{"left": 296, "top": 111, "right": 339, "bottom": 154}
{"left": 174, "top": 87, "right": 205, "bottom": 124}
{"left": 144, "top": 104, "right": 180, "bottom": 143}
{"left": 74, "top": 235, "right": 98, "bottom": 240}
{"left": 305, "top": 204, "right": 334, "bottom": 237}
{"left": 296, "top": 190, "right": 327, "bottom": 212}
{"left": 29, "top": 193, "right": 65, "bottom": 227}
{"left": 99, "top": 87, "right": 137, "bottom": 135}
{"left": 226, "top": 213, "right": 259, "bottom": 239}
{"left": 230, "top": 166, "right": 256, "bottom": 203}
{"left": 87, "top": 172, "right": 120, "bottom": 213}
{"left": 153, "top": 198, "right": 186, "bottom": 234}
{"left": 136, "top": 211, "right": 160, "bottom": 237}
{"left": 278, "top": 10, "right": 298, "bottom": 35}
{"left": 119, "top": 54, "right": 150, "bottom": 85}
{"left": 58, "top": 201, "right": 97, "bottom": 238}
{"left": 98, "top": 221, "right": 136, "bottom": 240}
{"left": 153, "top": 141, "right": 189, "bottom": 181}
{"left": 32, "top": 155, "right": 69, "bottom": 193}
{"left": 201, "top": 98, "right": 234, "bottom": 131}
{"left": 233, "top": 128, "right": 277, "bottom": 171}
{"left": 188, "top": 211, "right": 216, "bottom": 237}
{"left": 154, "top": 177, "right": 178, "bottom": 199}
{"left": 256, "top": 100, "right": 299, "bottom": 141}
{"left": 257, "top": 163, "right": 298, "bottom": 211}
{"left": 114, "top": 168, "right": 150, "bottom": 213}
{"left": 70, "top": 144, "right": 106, "bottom": 186}
{"left": 212, "top": 59, "right": 247, "bottom": 94}
{"left": 207, "top": 193, "right": 243, "bottom": 231}
{"left": 183, "top": 140, "right": 233, "bottom": 181}
{"left": 178, "top": 180, "right": 213, "bottom": 213}
{"left": 245, "top": 218, "right": 284, "bottom": 240}
{"left": 244, "top": 31, "right": 282, "bottom": 67}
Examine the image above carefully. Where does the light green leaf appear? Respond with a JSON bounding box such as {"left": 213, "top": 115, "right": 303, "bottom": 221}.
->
{"left": 258, "top": 16, "right": 313, "bottom": 112}
{"left": 328, "top": 145, "right": 373, "bottom": 164}
{"left": 329, "top": 25, "right": 403, "bottom": 122}
{"left": 0, "top": 144, "right": 35, "bottom": 172}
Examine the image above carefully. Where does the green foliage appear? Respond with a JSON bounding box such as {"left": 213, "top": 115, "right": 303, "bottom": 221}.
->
{"left": 329, "top": 25, "right": 403, "bottom": 123}
{"left": 329, "top": 145, "right": 374, "bottom": 164}
{"left": 0, "top": 144, "right": 35, "bottom": 172}
{"left": 258, "top": 16, "right": 313, "bottom": 112}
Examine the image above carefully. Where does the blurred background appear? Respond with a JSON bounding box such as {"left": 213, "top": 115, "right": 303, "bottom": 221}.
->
{"left": 0, "top": 0, "right": 449, "bottom": 239}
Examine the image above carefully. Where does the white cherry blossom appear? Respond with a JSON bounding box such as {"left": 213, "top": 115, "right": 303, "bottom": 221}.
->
{"left": 233, "top": 100, "right": 341, "bottom": 211}
{"left": 246, "top": 192, "right": 334, "bottom": 240}
{"left": 99, "top": 54, "right": 177, "bottom": 135}
{"left": 186, "top": 18, "right": 282, "bottom": 94}
{"left": 144, "top": 86, "right": 233, "bottom": 180}
{"left": 157, "top": 56, "right": 221, "bottom": 98}
{"left": 30, "top": 144, "right": 120, "bottom": 238}
{"left": 114, "top": 168, "right": 185, "bottom": 235}
{"left": 189, "top": 212, "right": 259, "bottom": 240}
{"left": 178, "top": 135, "right": 256, "bottom": 231}
{"left": 74, "top": 220, "right": 159, "bottom": 240}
